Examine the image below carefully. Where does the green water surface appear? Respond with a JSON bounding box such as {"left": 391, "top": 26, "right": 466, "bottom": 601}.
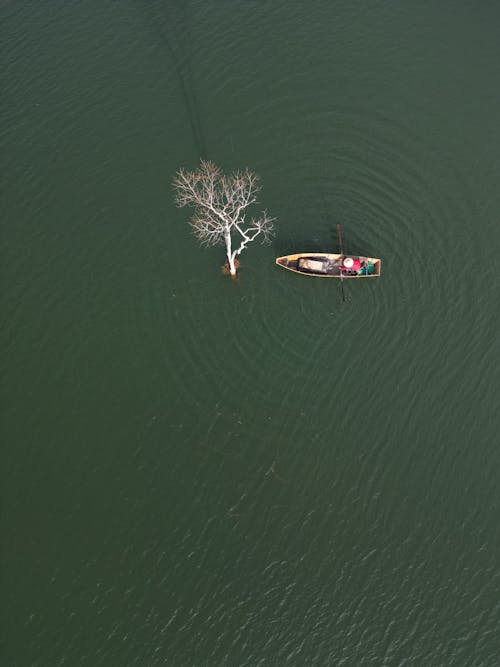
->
{"left": 2, "top": 2, "right": 500, "bottom": 664}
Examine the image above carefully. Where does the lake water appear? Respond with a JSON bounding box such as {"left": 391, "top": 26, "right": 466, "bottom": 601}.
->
{"left": 3, "top": 1, "right": 500, "bottom": 664}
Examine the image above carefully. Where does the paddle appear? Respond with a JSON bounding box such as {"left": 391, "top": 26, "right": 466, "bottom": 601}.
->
{"left": 337, "top": 224, "right": 346, "bottom": 303}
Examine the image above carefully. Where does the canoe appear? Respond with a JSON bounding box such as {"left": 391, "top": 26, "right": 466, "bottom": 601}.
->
{"left": 275, "top": 253, "right": 381, "bottom": 278}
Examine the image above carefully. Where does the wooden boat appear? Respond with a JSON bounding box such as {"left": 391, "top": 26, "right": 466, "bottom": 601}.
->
{"left": 275, "top": 253, "right": 381, "bottom": 278}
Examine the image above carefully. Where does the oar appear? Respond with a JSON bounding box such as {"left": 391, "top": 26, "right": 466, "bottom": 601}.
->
{"left": 337, "top": 224, "right": 346, "bottom": 303}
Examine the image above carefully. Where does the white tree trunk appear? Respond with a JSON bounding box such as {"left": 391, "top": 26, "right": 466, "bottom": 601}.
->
{"left": 225, "top": 231, "right": 236, "bottom": 275}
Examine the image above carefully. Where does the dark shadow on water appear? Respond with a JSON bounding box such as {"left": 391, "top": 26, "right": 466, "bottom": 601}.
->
{"left": 138, "top": 0, "right": 207, "bottom": 158}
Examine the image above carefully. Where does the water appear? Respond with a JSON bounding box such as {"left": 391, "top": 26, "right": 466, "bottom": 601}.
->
{"left": 2, "top": 2, "right": 500, "bottom": 664}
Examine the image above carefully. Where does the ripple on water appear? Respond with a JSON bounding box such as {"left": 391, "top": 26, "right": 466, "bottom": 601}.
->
{"left": 129, "top": 77, "right": 489, "bottom": 534}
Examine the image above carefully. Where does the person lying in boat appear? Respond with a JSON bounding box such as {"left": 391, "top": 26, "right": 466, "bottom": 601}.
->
{"left": 297, "top": 257, "right": 330, "bottom": 273}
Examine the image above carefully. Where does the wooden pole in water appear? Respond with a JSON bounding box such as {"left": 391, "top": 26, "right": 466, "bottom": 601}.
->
{"left": 337, "top": 224, "right": 346, "bottom": 303}
{"left": 337, "top": 224, "right": 344, "bottom": 256}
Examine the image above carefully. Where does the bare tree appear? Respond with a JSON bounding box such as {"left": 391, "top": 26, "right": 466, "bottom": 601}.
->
{"left": 173, "top": 160, "right": 275, "bottom": 276}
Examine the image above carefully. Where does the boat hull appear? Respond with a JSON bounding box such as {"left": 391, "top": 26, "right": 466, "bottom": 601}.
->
{"left": 275, "top": 253, "right": 381, "bottom": 278}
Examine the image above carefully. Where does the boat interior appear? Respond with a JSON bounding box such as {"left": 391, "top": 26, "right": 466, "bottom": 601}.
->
{"left": 278, "top": 255, "right": 381, "bottom": 277}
